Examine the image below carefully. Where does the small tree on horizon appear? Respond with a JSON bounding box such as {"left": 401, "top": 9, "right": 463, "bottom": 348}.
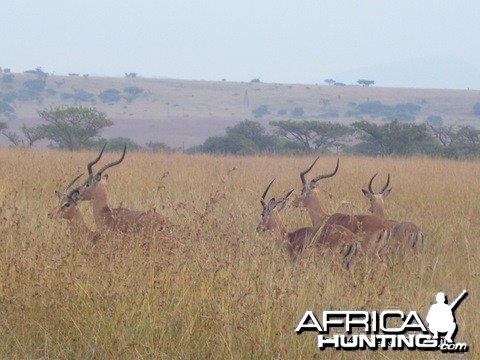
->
{"left": 357, "top": 79, "right": 375, "bottom": 87}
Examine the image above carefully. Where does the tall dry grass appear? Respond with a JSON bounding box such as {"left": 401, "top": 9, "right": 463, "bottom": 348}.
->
{"left": 0, "top": 148, "right": 478, "bottom": 359}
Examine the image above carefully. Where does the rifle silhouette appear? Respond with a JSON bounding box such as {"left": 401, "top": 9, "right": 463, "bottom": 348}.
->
{"left": 449, "top": 289, "right": 468, "bottom": 311}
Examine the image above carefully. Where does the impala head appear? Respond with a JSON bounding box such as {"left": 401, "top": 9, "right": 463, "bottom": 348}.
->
{"left": 256, "top": 178, "right": 294, "bottom": 233}
{"left": 77, "top": 143, "right": 126, "bottom": 201}
{"left": 291, "top": 157, "right": 339, "bottom": 208}
{"left": 48, "top": 173, "right": 84, "bottom": 220}
{"left": 361, "top": 173, "right": 391, "bottom": 214}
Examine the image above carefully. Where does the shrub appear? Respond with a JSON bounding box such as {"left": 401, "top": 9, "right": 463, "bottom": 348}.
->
{"left": 252, "top": 104, "right": 270, "bottom": 118}
{"left": 98, "top": 88, "right": 121, "bottom": 103}
{"left": 291, "top": 107, "right": 305, "bottom": 118}
{"left": 2, "top": 73, "right": 15, "bottom": 84}
{"left": 474, "top": 102, "right": 480, "bottom": 116}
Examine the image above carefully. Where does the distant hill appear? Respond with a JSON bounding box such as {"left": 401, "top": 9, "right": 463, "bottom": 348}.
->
{"left": 1, "top": 71, "right": 479, "bottom": 149}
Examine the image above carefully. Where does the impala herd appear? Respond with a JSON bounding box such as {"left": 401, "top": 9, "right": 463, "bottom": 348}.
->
{"left": 259, "top": 156, "right": 426, "bottom": 271}
{"left": 48, "top": 144, "right": 424, "bottom": 271}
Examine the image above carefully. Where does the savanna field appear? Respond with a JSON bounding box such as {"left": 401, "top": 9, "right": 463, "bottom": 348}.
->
{"left": 0, "top": 148, "right": 478, "bottom": 359}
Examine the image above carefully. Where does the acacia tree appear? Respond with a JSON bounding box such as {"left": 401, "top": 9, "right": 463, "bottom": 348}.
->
{"left": 452, "top": 125, "right": 480, "bottom": 157}
{"left": 0, "top": 121, "right": 18, "bottom": 145}
{"left": 31, "top": 106, "right": 113, "bottom": 150}
{"left": 351, "top": 120, "right": 433, "bottom": 156}
{"left": 1, "top": 122, "right": 45, "bottom": 147}
{"left": 21, "top": 124, "right": 44, "bottom": 146}
{"left": 226, "top": 120, "right": 272, "bottom": 146}
{"left": 269, "top": 120, "right": 317, "bottom": 152}
{"left": 269, "top": 120, "right": 352, "bottom": 153}
{"left": 357, "top": 79, "right": 375, "bottom": 87}
{"left": 198, "top": 120, "right": 278, "bottom": 155}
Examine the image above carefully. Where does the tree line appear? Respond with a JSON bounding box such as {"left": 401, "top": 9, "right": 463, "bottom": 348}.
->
{"left": 1, "top": 106, "right": 480, "bottom": 159}
{"left": 190, "top": 119, "right": 480, "bottom": 159}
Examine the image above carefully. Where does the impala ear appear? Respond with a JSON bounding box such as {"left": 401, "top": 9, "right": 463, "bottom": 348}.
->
{"left": 361, "top": 189, "right": 373, "bottom": 199}
{"left": 267, "top": 198, "right": 276, "bottom": 211}
{"left": 55, "top": 190, "right": 63, "bottom": 199}
{"left": 277, "top": 189, "right": 293, "bottom": 212}
{"left": 277, "top": 200, "right": 288, "bottom": 212}
{"left": 100, "top": 174, "right": 109, "bottom": 183}
{"left": 70, "top": 190, "right": 81, "bottom": 203}
{"left": 383, "top": 188, "right": 392, "bottom": 198}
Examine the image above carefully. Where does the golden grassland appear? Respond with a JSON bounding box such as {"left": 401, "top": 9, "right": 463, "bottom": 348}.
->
{"left": 0, "top": 148, "right": 479, "bottom": 359}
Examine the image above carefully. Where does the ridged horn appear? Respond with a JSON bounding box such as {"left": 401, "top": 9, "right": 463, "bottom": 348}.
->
{"left": 87, "top": 143, "right": 107, "bottom": 176}
{"left": 311, "top": 158, "right": 339, "bottom": 183}
{"left": 368, "top": 173, "right": 378, "bottom": 194}
{"left": 95, "top": 144, "right": 126, "bottom": 176}
{"left": 261, "top": 178, "right": 275, "bottom": 207}
{"left": 380, "top": 173, "right": 390, "bottom": 194}
{"left": 300, "top": 156, "right": 320, "bottom": 186}
{"left": 63, "top": 173, "right": 84, "bottom": 193}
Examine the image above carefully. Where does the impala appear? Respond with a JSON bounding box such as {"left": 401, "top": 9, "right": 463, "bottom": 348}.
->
{"left": 48, "top": 174, "right": 100, "bottom": 243}
{"left": 362, "top": 173, "right": 424, "bottom": 256}
{"left": 291, "top": 156, "right": 339, "bottom": 227}
{"left": 77, "top": 144, "right": 172, "bottom": 234}
{"left": 292, "top": 157, "right": 391, "bottom": 265}
{"left": 256, "top": 179, "right": 358, "bottom": 269}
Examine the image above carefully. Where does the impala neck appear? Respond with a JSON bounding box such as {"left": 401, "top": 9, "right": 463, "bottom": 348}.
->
{"left": 371, "top": 197, "right": 386, "bottom": 219}
{"left": 306, "top": 189, "right": 328, "bottom": 226}
{"left": 92, "top": 182, "right": 114, "bottom": 230}
{"left": 268, "top": 211, "right": 288, "bottom": 239}
{"left": 68, "top": 210, "right": 95, "bottom": 239}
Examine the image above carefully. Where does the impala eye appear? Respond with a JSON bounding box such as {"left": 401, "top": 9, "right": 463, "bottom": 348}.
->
{"left": 63, "top": 202, "right": 71, "bottom": 207}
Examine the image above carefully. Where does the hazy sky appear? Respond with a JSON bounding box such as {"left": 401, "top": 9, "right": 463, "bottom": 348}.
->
{"left": 3, "top": 0, "right": 480, "bottom": 89}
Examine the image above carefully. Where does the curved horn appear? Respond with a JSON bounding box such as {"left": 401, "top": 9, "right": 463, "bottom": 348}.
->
{"left": 95, "top": 144, "right": 126, "bottom": 176}
{"left": 380, "top": 173, "right": 390, "bottom": 194}
{"left": 300, "top": 156, "right": 320, "bottom": 186}
{"left": 283, "top": 189, "right": 294, "bottom": 201}
{"left": 368, "top": 173, "right": 378, "bottom": 194}
{"left": 63, "top": 173, "right": 84, "bottom": 193}
{"left": 311, "top": 158, "right": 339, "bottom": 183}
{"left": 87, "top": 143, "right": 106, "bottom": 175}
{"left": 277, "top": 189, "right": 294, "bottom": 212}
{"left": 261, "top": 178, "right": 275, "bottom": 206}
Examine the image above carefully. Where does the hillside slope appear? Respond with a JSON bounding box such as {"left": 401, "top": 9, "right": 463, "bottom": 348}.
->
{"left": 1, "top": 72, "right": 479, "bottom": 148}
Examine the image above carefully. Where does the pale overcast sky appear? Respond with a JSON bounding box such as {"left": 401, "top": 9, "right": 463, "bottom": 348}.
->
{"left": 3, "top": 0, "right": 480, "bottom": 89}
